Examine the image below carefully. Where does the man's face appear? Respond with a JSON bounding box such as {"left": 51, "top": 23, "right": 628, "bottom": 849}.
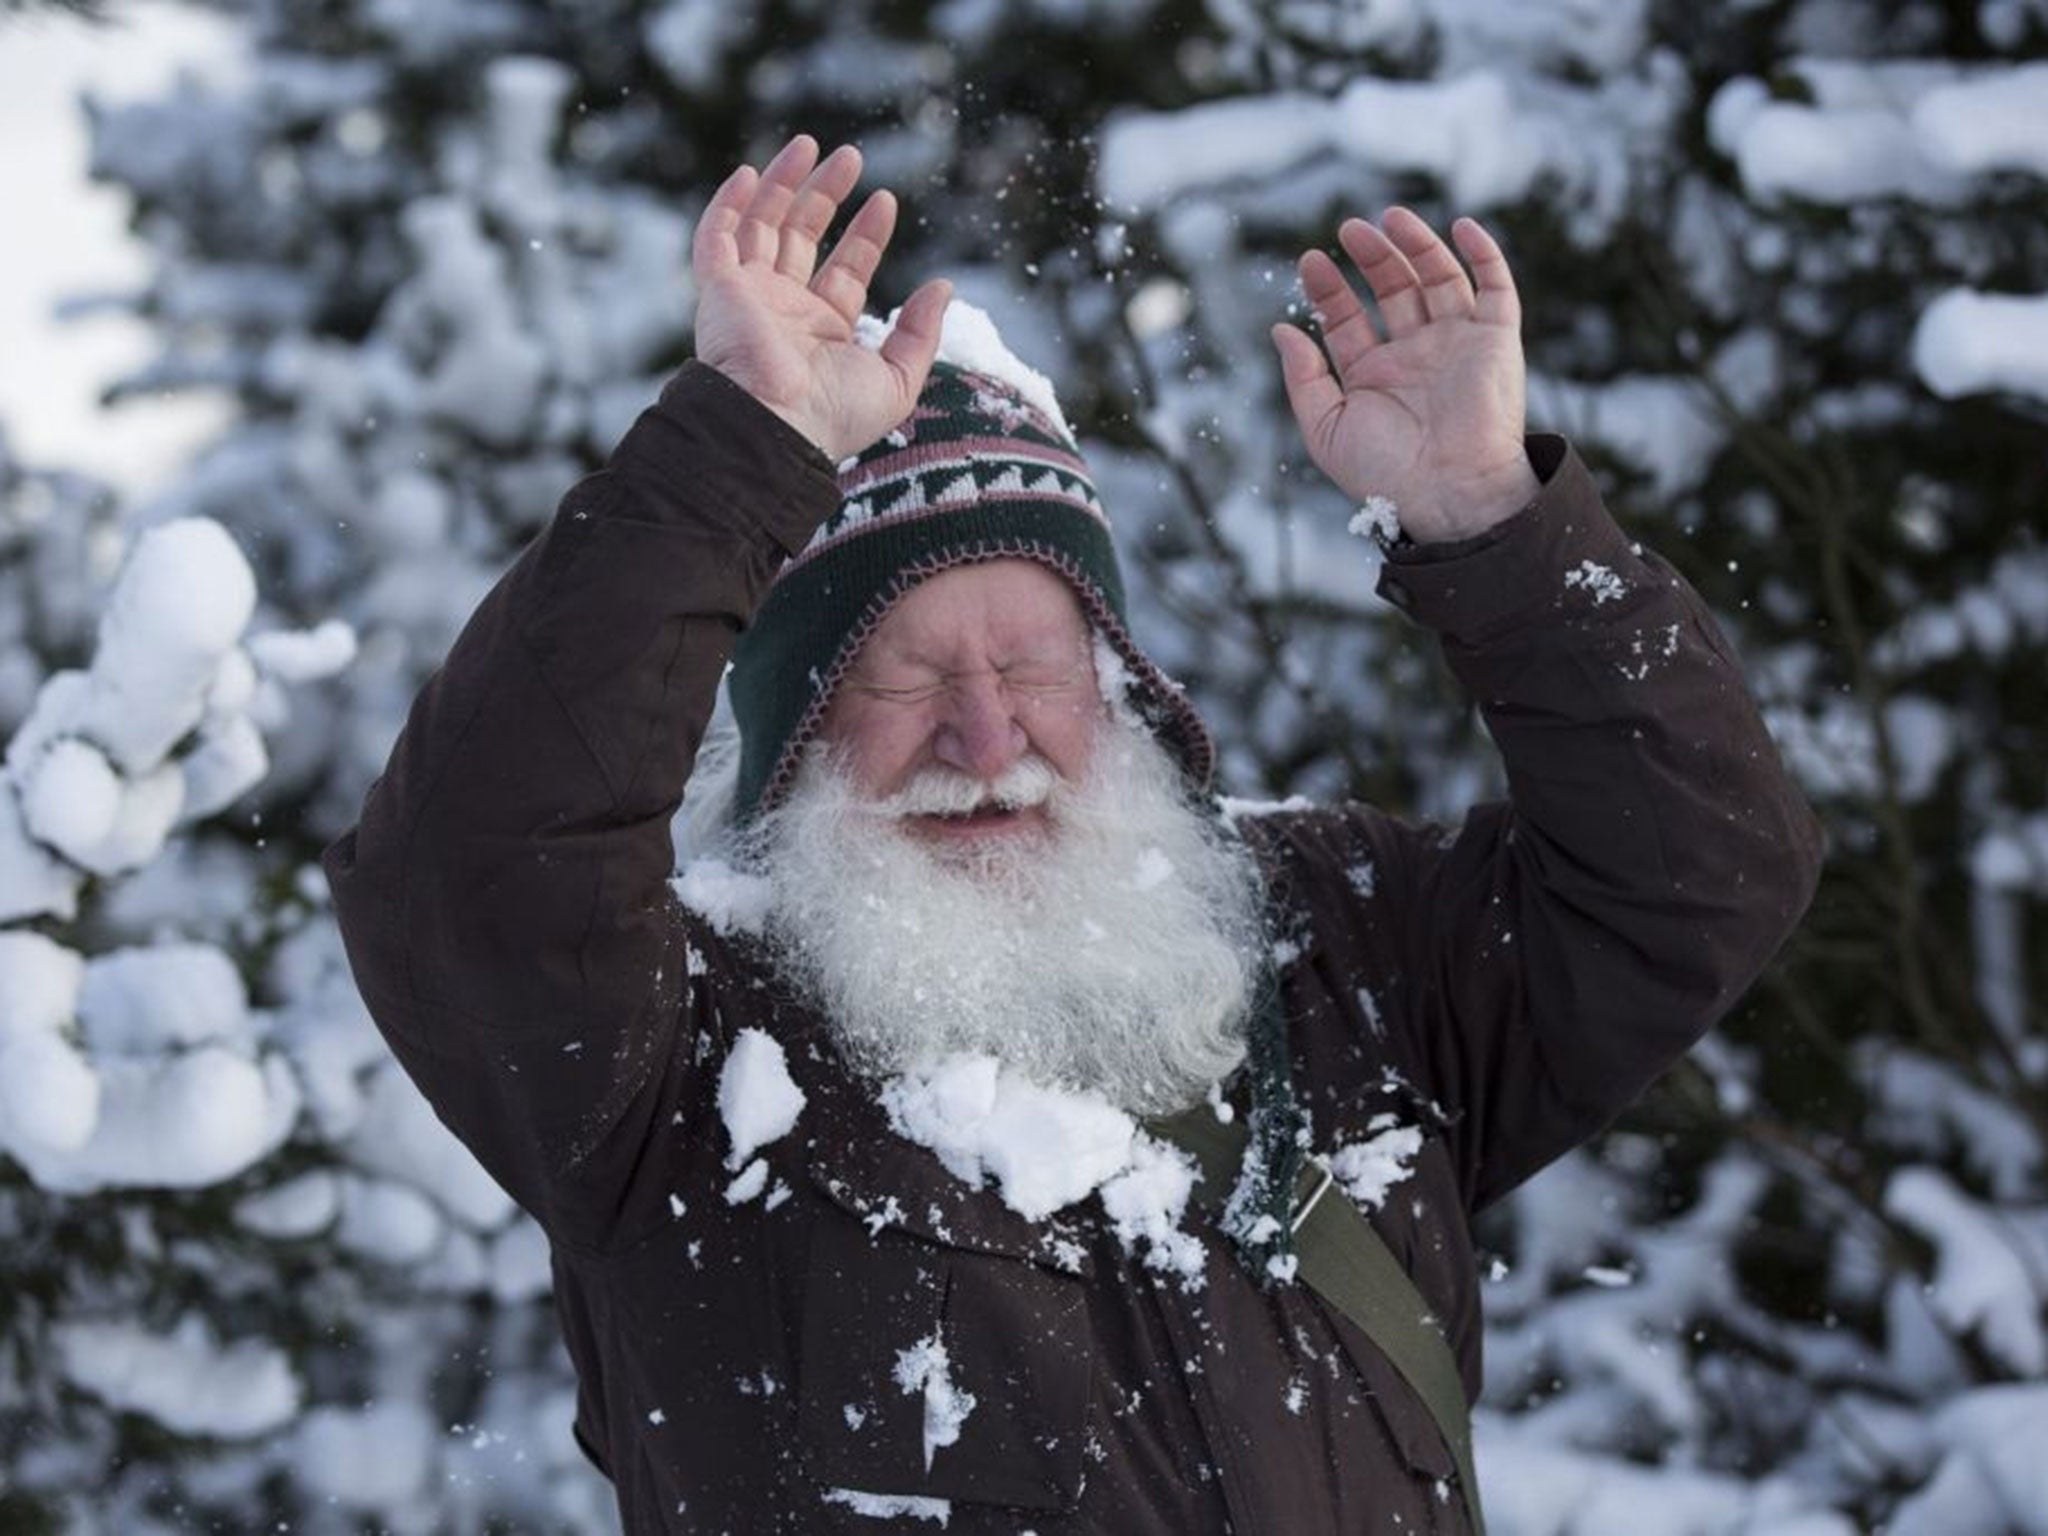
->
{"left": 763, "top": 610, "right": 1260, "bottom": 1114}
{"left": 815, "top": 559, "right": 1102, "bottom": 851}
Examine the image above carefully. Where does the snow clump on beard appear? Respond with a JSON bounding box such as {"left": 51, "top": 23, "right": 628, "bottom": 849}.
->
{"left": 749, "top": 716, "right": 1263, "bottom": 1118}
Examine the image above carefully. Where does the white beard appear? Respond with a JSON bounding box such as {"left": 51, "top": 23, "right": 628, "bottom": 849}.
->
{"left": 746, "top": 718, "right": 1264, "bottom": 1117}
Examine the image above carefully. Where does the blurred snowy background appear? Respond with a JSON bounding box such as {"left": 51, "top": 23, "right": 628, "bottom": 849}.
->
{"left": 1, "top": 0, "right": 2044, "bottom": 1531}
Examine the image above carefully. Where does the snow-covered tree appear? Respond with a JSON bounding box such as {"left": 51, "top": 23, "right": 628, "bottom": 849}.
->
{"left": 2, "top": 0, "right": 2042, "bottom": 1528}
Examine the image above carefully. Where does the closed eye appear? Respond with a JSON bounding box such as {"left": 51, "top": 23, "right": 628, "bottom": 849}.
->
{"left": 1000, "top": 664, "right": 1089, "bottom": 696}
{"left": 846, "top": 656, "right": 1090, "bottom": 703}
{"left": 850, "top": 679, "right": 946, "bottom": 704}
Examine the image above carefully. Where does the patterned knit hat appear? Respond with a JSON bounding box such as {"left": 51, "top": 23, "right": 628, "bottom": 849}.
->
{"left": 727, "top": 323, "right": 1214, "bottom": 821}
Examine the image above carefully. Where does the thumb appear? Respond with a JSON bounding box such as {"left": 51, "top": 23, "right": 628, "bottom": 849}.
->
{"left": 1270, "top": 323, "right": 1343, "bottom": 440}
{"left": 879, "top": 278, "right": 953, "bottom": 412}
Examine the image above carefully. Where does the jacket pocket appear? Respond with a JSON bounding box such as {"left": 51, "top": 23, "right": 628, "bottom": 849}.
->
{"left": 795, "top": 1160, "right": 1095, "bottom": 1512}
{"left": 1321, "top": 1304, "right": 1476, "bottom": 1535}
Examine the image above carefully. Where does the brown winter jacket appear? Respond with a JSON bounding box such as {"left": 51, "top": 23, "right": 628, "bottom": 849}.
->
{"left": 323, "top": 363, "right": 1823, "bottom": 1534}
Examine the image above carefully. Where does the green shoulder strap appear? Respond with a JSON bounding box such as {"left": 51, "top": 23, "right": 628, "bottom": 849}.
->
{"left": 1150, "top": 1107, "right": 1488, "bottom": 1535}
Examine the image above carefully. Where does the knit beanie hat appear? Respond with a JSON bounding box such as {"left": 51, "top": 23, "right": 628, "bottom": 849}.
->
{"left": 726, "top": 307, "right": 1214, "bottom": 821}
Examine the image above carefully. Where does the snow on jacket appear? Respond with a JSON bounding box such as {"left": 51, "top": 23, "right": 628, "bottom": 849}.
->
{"left": 323, "top": 363, "right": 1823, "bottom": 1533}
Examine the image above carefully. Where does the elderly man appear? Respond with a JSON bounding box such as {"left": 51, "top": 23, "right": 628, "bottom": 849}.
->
{"left": 325, "top": 134, "right": 1821, "bottom": 1533}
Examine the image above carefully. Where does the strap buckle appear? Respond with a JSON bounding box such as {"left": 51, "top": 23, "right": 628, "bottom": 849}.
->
{"left": 1290, "top": 1155, "right": 1336, "bottom": 1235}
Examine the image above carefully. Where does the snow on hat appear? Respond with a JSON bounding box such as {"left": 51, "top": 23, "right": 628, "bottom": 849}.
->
{"left": 727, "top": 303, "right": 1214, "bottom": 821}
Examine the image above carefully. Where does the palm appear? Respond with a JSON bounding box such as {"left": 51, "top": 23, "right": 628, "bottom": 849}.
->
{"left": 691, "top": 138, "right": 950, "bottom": 462}
{"left": 695, "top": 271, "right": 859, "bottom": 429}
{"left": 1275, "top": 210, "right": 1534, "bottom": 542}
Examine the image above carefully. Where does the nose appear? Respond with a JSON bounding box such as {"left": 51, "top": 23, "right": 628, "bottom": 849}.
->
{"left": 932, "top": 673, "right": 1028, "bottom": 780}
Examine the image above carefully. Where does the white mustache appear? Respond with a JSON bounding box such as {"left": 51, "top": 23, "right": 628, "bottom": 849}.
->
{"left": 872, "top": 757, "right": 1060, "bottom": 818}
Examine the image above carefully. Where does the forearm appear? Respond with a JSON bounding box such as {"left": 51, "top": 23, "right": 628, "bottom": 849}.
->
{"left": 1382, "top": 438, "right": 1823, "bottom": 1204}
{"left": 322, "top": 365, "right": 835, "bottom": 1222}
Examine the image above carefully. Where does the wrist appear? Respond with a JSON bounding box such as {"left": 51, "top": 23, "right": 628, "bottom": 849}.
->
{"left": 678, "top": 363, "right": 841, "bottom": 480}
{"left": 1399, "top": 454, "right": 1541, "bottom": 544}
{"left": 755, "top": 398, "right": 840, "bottom": 461}
{"left": 697, "top": 355, "right": 837, "bottom": 457}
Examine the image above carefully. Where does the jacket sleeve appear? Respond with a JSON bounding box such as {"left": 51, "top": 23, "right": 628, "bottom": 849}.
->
{"left": 1362, "top": 435, "right": 1823, "bottom": 1213}
{"left": 321, "top": 364, "right": 839, "bottom": 1247}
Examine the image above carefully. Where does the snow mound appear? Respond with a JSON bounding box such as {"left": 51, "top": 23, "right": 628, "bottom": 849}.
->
{"left": 880, "top": 1054, "right": 1135, "bottom": 1221}
{"left": 56, "top": 1313, "right": 302, "bottom": 1440}
{"left": 856, "top": 298, "right": 1072, "bottom": 441}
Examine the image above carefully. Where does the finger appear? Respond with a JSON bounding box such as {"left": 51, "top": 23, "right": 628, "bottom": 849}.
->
{"left": 691, "top": 164, "right": 758, "bottom": 277}
{"left": 1336, "top": 217, "right": 1430, "bottom": 338}
{"left": 1270, "top": 323, "right": 1344, "bottom": 445}
{"left": 1453, "top": 216, "right": 1522, "bottom": 330}
{"left": 1297, "top": 248, "right": 1382, "bottom": 384}
{"left": 737, "top": 135, "right": 820, "bottom": 265}
{"left": 812, "top": 188, "right": 898, "bottom": 326}
{"left": 776, "top": 144, "right": 863, "bottom": 284}
{"left": 1381, "top": 206, "right": 1476, "bottom": 322}
{"left": 878, "top": 277, "right": 954, "bottom": 411}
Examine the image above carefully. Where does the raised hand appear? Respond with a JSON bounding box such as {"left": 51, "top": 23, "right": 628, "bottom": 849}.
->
{"left": 1271, "top": 210, "right": 1539, "bottom": 544}
{"left": 692, "top": 135, "right": 952, "bottom": 463}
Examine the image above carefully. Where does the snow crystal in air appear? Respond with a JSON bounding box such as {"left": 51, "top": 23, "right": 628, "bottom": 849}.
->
{"left": 717, "top": 1028, "right": 806, "bottom": 1170}
{"left": 894, "top": 1331, "right": 976, "bottom": 1471}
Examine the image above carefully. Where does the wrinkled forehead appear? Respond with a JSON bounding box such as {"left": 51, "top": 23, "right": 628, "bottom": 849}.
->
{"left": 851, "top": 558, "right": 1096, "bottom": 669}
